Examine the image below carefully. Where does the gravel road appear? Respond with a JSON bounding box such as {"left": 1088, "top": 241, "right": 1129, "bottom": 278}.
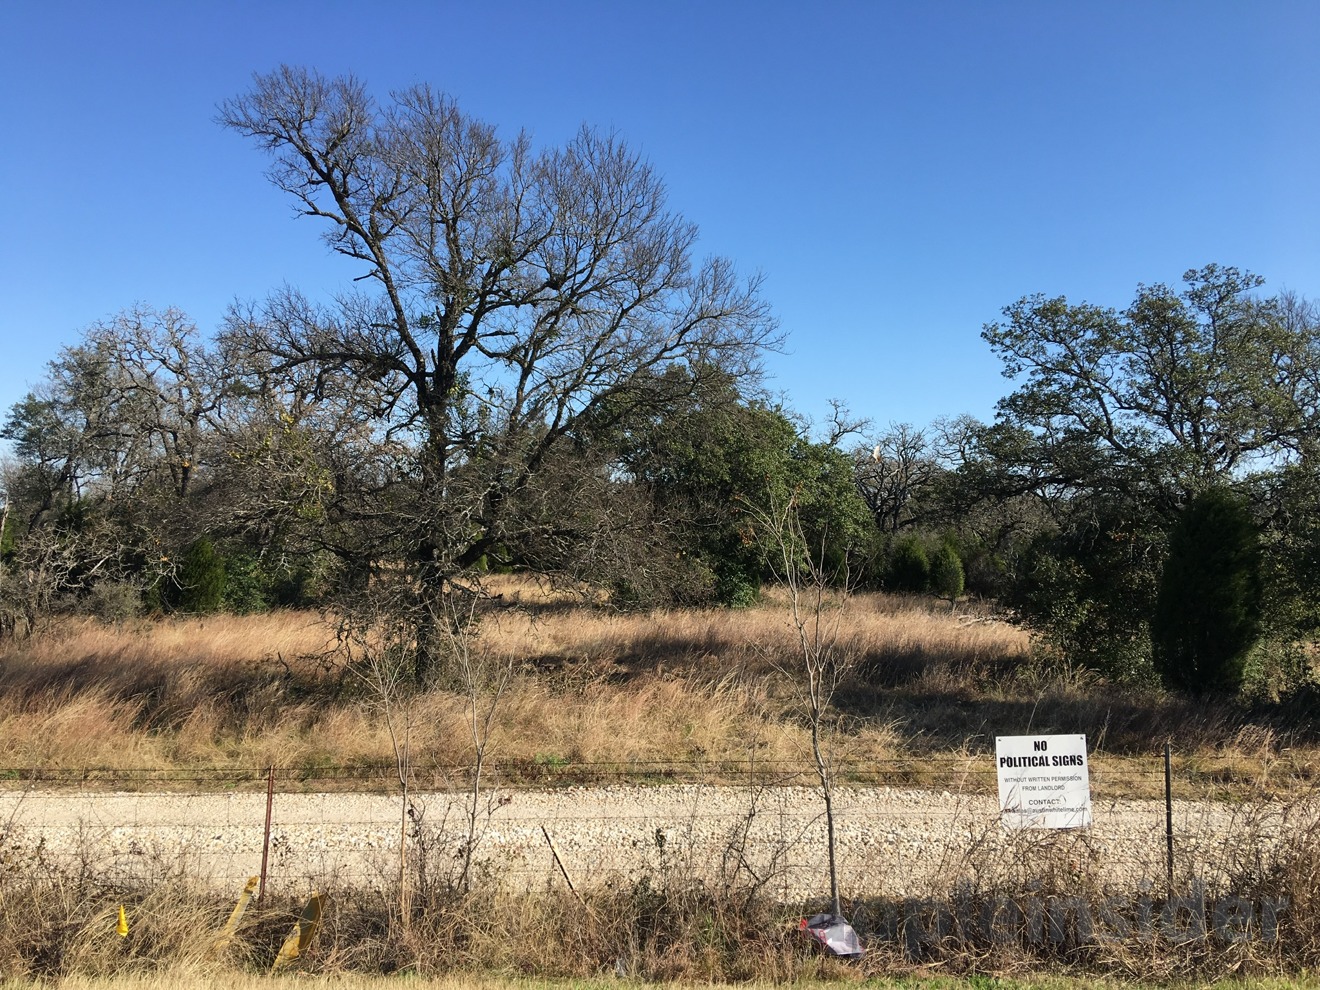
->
{"left": 0, "top": 785, "right": 1286, "bottom": 900}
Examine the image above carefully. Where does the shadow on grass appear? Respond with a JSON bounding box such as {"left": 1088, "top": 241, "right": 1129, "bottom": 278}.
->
{"left": 839, "top": 656, "right": 1320, "bottom": 757}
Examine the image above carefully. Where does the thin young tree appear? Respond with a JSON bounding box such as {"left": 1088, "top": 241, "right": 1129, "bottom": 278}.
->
{"left": 442, "top": 589, "right": 515, "bottom": 895}
{"left": 339, "top": 589, "right": 420, "bottom": 926}
{"left": 752, "top": 494, "right": 857, "bottom": 918}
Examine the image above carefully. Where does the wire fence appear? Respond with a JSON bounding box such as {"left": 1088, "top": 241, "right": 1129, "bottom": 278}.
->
{"left": 0, "top": 753, "right": 1307, "bottom": 905}
{"left": 0, "top": 752, "right": 1276, "bottom": 789}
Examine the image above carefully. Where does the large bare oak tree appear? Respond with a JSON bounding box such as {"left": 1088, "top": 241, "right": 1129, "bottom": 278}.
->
{"left": 219, "top": 66, "right": 777, "bottom": 681}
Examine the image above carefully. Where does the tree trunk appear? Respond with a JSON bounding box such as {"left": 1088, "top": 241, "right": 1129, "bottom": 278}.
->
{"left": 413, "top": 552, "right": 446, "bottom": 686}
{"left": 811, "top": 715, "right": 841, "bottom": 917}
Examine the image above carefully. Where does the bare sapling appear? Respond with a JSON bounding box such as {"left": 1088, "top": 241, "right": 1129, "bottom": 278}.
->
{"left": 443, "top": 585, "right": 515, "bottom": 895}
{"left": 340, "top": 578, "right": 514, "bottom": 902}
{"left": 342, "top": 605, "right": 419, "bottom": 927}
{"left": 751, "top": 494, "right": 857, "bottom": 918}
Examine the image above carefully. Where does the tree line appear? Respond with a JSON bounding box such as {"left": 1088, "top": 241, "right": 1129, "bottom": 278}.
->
{"left": 2, "top": 67, "right": 1318, "bottom": 696}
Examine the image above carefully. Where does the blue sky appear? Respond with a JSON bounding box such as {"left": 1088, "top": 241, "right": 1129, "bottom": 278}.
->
{"left": 2, "top": 1, "right": 1319, "bottom": 445}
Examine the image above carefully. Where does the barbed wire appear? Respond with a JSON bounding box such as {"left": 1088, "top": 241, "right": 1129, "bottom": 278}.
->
{"left": 0, "top": 754, "right": 1282, "bottom": 785}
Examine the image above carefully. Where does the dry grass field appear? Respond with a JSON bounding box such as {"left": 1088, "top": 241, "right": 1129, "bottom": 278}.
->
{"left": 5, "top": 971, "right": 1313, "bottom": 990}
{"left": 5, "top": 581, "right": 1320, "bottom": 982}
{"left": 0, "top": 577, "right": 1312, "bottom": 795}
{"left": 7, "top": 967, "right": 1288, "bottom": 990}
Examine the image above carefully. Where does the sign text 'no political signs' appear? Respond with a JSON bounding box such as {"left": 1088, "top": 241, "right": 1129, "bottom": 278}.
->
{"left": 996, "top": 734, "right": 1092, "bottom": 829}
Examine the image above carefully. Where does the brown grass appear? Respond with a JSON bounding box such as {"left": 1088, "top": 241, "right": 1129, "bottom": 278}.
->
{"left": 0, "top": 579, "right": 1315, "bottom": 796}
{"left": 7, "top": 801, "right": 1320, "bottom": 983}
{"left": 5, "top": 581, "right": 1320, "bottom": 983}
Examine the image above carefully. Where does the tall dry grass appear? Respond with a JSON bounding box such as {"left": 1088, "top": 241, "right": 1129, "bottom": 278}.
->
{"left": 0, "top": 974, "right": 582, "bottom": 990}
{"left": 0, "top": 612, "right": 339, "bottom": 771}
{"left": 7, "top": 787, "right": 1320, "bottom": 983}
{"left": 0, "top": 579, "right": 1314, "bottom": 788}
{"left": 0, "top": 584, "right": 1023, "bottom": 775}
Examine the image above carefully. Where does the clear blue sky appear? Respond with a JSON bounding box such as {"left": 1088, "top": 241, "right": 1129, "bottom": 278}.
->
{"left": 2, "top": 0, "right": 1318, "bottom": 444}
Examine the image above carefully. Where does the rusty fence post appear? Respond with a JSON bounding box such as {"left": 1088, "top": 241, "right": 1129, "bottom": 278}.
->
{"left": 1164, "top": 742, "right": 1174, "bottom": 894}
{"left": 258, "top": 764, "right": 275, "bottom": 909}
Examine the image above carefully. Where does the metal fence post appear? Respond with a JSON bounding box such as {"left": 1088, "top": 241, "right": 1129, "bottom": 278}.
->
{"left": 258, "top": 764, "right": 275, "bottom": 909}
{"left": 1164, "top": 742, "right": 1174, "bottom": 894}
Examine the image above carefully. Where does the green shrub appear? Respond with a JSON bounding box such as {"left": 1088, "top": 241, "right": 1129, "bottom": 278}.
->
{"left": 715, "top": 564, "right": 760, "bottom": 608}
{"left": 930, "top": 541, "right": 965, "bottom": 602}
{"left": 221, "top": 551, "right": 269, "bottom": 614}
{"left": 169, "top": 536, "right": 226, "bottom": 614}
{"left": 886, "top": 535, "right": 930, "bottom": 594}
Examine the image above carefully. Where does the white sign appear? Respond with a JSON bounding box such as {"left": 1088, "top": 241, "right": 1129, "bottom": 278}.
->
{"left": 995, "top": 734, "right": 1091, "bottom": 829}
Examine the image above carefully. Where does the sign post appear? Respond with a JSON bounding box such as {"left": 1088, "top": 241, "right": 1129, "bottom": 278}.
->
{"left": 995, "top": 734, "right": 1091, "bottom": 829}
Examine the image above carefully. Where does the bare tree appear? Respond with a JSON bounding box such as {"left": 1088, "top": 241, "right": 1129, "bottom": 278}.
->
{"left": 854, "top": 421, "right": 938, "bottom": 534}
{"left": 822, "top": 398, "right": 869, "bottom": 449}
{"left": 4, "top": 308, "right": 229, "bottom": 515}
{"left": 79, "top": 307, "right": 231, "bottom": 500}
{"left": 751, "top": 495, "right": 857, "bottom": 918}
{"left": 336, "top": 576, "right": 514, "bottom": 900}
{"left": 0, "top": 307, "right": 249, "bottom": 631}
{"left": 0, "top": 519, "right": 128, "bottom": 638}
{"left": 0, "top": 467, "right": 10, "bottom": 558}
{"left": 219, "top": 67, "right": 777, "bottom": 682}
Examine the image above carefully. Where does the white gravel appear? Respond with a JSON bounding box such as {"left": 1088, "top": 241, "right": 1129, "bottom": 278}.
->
{"left": 0, "top": 785, "right": 1287, "bottom": 900}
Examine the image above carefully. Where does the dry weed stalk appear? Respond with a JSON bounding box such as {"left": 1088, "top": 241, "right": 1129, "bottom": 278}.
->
{"left": 445, "top": 589, "right": 515, "bottom": 895}
{"left": 751, "top": 495, "right": 858, "bottom": 918}
{"left": 341, "top": 611, "right": 417, "bottom": 927}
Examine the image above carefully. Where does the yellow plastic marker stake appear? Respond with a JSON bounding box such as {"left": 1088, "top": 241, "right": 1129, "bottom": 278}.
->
{"left": 271, "top": 892, "right": 324, "bottom": 972}
{"left": 213, "top": 876, "right": 259, "bottom": 953}
{"left": 116, "top": 905, "right": 129, "bottom": 938}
